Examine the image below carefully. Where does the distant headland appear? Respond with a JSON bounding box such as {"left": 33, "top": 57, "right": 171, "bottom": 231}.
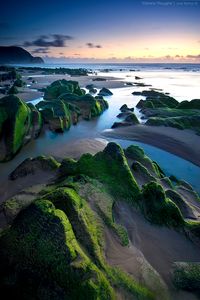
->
{"left": 0, "top": 46, "right": 44, "bottom": 64}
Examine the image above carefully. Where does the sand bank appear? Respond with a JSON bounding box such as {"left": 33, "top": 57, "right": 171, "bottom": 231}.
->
{"left": 103, "top": 125, "right": 200, "bottom": 167}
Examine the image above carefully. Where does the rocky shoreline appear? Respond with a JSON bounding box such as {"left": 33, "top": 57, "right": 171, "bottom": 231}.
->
{"left": 0, "top": 142, "right": 200, "bottom": 299}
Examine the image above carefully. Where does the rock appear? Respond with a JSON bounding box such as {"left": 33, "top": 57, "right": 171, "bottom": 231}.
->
{"left": 134, "top": 82, "right": 152, "bottom": 87}
{"left": 27, "top": 103, "right": 42, "bottom": 138}
{"left": 0, "top": 198, "right": 114, "bottom": 299}
{"left": 132, "top": 91, "right": 142, "bottom": 96}
{"left": 85, "top": 84, "right": 94, "bottom": 90}
{"left": 7, "top": 85, "right": 18, "bottom": 95}
{"left": 135, "top": 76, "right": 142, "bottom": 80}
{"left": 135, "top": 90, "right": 179, "bottom": 108}
{"left": 9, "top": 156, "right": 60, "bottom": 180}
{"left": 172, "top": 262, "right": 200, "bottom": 291}
{"left": 142, "top": 182, "right": 184, "bottom": 227}
{"left": 59, "top": 93, "right": 108, "bottom": 120}
{"left": 98, "top": 87, "right": 113, "bottom": 96}
{"left": 166, "top": 189, "right": 196, "bottom": 220}
{"left": 13, "top": 78, "right": 25, "bottom": 87}
{"left": 146, "top": 115, "right": 200, "bottom": 132}
{"left": 117, "top": 112, "right": 133, "bottom": 118}
{"left": 92, "top": 77, "right": 107, "bottom": 81}
{"left": 136, "top": 100, "right": 145, "bottom": 109}
{"left": 59, "top": 158, "right": 77, "bottom": 177}
{"left": 89, "top": 88, "right": 97, "bottom": 94}
{"left": 37, "top": 100, "right": 71, "bottom": 132}
{"left": 177, "top": 99, "right": 200, "bottom": 109}
{"left": 111, "top": 122, "right": 132, "bottom": 128}
{"left": 124, "top": 113, "right": 139, "bottom": 124}
{"left": 119, "top": 104, "right": 134, "bottom": 112}
{"left": 44, "top": 79, "right": 84, "bottom": 100}
{"left": 0, "top": 46, "right": 44, "bottom": 64}
{"left": 0, "top": 95, "right": 35, "bottom": 161}
{"left": 131, "top": 161, "right": 156, "bottom": 184}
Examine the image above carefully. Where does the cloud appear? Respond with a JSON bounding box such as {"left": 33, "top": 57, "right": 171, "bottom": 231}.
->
{"left": 86, "top": 42, "right": 102, "bottom": 48}
{"left": 24, "top": 34, "right": 74, "bottom": 48}
{"left": 31, "top": 47, "right": 50, "bottom": 54}
{"left": 186, "top": 54, "right": 200, "bottom": 59}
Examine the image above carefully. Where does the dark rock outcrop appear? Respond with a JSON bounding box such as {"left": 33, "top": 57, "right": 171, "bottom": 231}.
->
{"left": 0, "top": 46, "right": 44, "bottom": 64}
{"left": 98, "top": 87, "right": 113, "bottom": 96}
{"left": 111, "top": 122, "right": 132, "bottom": 128}
{"left": 119, "top": 104, "right": 134, "bottom": 112}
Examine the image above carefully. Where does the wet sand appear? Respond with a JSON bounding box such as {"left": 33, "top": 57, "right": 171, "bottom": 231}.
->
{"left": 0, "top": 72, "right": 129, "bottom": 101}
{"left": 111, "top": 201, "right": 200, "bottom": 300}
{"left": 0, "top": 138, "right": 107, "bottom": 203}
{"left": 103, "top": 125, "right": 200, "bottom": 167}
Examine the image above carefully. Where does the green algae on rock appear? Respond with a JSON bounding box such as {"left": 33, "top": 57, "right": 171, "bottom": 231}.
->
{"left": 0, "top": 95, "right": 33, "bottom": 161}
{"left": 172, "top": 262, "right": 200, "bottom": 292}
{"left": 0, "top": 199, "right": 114, "bottom": 299}
{"left": 142, "top": 182, "right": 184, "bottom": 227}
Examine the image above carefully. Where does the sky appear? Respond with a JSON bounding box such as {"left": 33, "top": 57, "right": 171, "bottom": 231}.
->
{"left": 0, "top": 0, "right": 200, "bottom": 63}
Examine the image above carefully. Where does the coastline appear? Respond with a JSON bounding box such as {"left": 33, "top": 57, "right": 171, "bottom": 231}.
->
{"left": 103, "top": 125, "right": 200, "bottom": 167}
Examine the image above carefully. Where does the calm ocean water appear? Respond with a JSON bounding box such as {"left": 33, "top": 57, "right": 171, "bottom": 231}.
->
{"left": 15, "top": 62, "right": 200, "bottom": 72}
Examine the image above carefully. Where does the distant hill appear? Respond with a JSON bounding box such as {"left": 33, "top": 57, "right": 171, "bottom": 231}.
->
{"left": 0, "top": 46, "right": 44, "bottom": 64}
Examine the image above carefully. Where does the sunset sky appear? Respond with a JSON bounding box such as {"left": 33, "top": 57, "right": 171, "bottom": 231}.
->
{"left": 1, "top": 0, "right": 200, "bottom": 63}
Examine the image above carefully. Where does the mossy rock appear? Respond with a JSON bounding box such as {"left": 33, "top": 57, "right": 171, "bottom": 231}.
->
{"left": 7, "top": 85, "right": 19, "bottom": 94}
{"left": 44, "top": 79, "right": 84, "bottom": 100}
{"left": 166, "top": 189, "right": 195, "bottom": 220}
{"left": 0, "top": 199, "right": 114, "bottom": 299}
{"left": 125, "top": 145, "right": 163, "bottom": 177}
{"left": 146, "top": 115, "right": 200, "bottom": 132}
{"left": 135, "top": 90, "right": 179, "bottom": 109}
{"left": 124, "top": 113, "right": 139, "bottom": 124}
{"left": 59, "top": 158, "right": 78, "bottom": 177}
{"left": 9, "top": 155, "right": 60, "bottom": 180}
{"left": 41, "top": 187, "right": 104, "bottom": 265}
{"left": 142, "top": 182, "right": 184, "bottom": 227}
{"left": 177, "top": 99, "right": 200, "bottom": 109}
{"left": 172, "top": 262, "right": 200, "bottom": 291}
{"left": 13, "top": 78, "right": 25, "bottom": 87}
{"left": 27, "top": 103, "right": 42, "bottom": 138}
{"left": 37, "top": 100, "right": 71, "bottom": 132}
{"left": 131, "top": 161, "right": 156, "bottom": 185}
{"left": 77, "top": 143, "right": 141, "bottom": 203}
{"left": 0, "top": 95, "right": 32, "bottom": 161}
{"left": 59, "top": 92, "right": 108, "bottom": 120}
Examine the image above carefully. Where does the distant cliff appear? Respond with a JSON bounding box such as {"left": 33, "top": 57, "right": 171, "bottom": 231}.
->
{"left": 0, "top": 46, "right": 44, "bottom": 64}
